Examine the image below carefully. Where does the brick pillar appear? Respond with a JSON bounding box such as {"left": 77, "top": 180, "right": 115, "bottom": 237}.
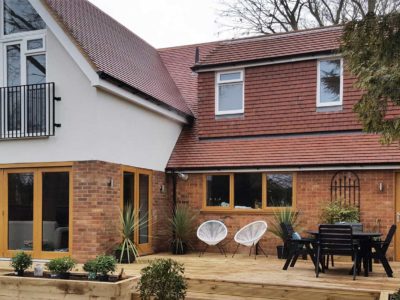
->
{"left": 72, "top": 161, "right": 121, "bottom": 262}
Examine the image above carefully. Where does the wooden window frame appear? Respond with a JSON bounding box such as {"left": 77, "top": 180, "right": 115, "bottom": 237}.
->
{"left": 202, "top": 172, "right": 296, "bottom": 214}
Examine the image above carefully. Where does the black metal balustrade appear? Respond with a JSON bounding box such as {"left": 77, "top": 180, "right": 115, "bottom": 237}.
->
{"left": 0, "top": 82, "right": 60, "bottom": 139}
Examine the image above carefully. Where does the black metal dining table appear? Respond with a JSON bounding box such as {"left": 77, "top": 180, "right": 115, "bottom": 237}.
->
{"left": 307, "top": 230, "right": 384, "bottom": 277}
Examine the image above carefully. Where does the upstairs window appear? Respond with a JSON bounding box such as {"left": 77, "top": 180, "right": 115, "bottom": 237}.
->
{"left": 215, "top": 70, "right": 244, "bottom": 115}
{"left": 3, "top": 0, "right": 46, "bottom": 35}
{"left": 317, "top": 59, "right": 343, "bottom": 107}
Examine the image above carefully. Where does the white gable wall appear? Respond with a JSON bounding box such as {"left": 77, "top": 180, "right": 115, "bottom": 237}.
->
{"left": 0, "top": 29, "right": 183, "bottom": 172}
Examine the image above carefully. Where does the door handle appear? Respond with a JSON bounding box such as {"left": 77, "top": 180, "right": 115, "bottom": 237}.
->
{"left": 397, "top": 212, "right": 400, "bottom": 223}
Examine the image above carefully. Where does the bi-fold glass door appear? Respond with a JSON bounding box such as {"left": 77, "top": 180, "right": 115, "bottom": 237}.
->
{"left": 122, "top": 167, "right": 152, "bottom": 254}
{"left": 0, "top": 168, "right": 71, "bottom": 259}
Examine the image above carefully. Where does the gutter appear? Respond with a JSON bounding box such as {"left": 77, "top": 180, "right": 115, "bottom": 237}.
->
{"left": 166, "top": 164, "right": 400, "bottom": 174}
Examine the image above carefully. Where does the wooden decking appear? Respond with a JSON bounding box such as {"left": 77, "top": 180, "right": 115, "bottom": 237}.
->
{"left": 0, "top": 253, "right": 399, "bottom": 299}
{"left": 129, "top": 253, "right": 399, "bottom": 299}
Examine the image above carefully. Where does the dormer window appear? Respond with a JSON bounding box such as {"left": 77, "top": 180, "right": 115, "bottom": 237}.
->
{"left": 3, "top": 0, "right": 46, "bottom": 35}
{"left": 317, "top": 58, "right": 343, "bottom": 107}
{"left": 215, "top": 70, "right": 244, "bottom": 115}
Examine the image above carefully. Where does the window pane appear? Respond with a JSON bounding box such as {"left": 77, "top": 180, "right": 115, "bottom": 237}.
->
{"left": 27, "top": 39, "right": 43, "bottom": 51}
{"left": 234, "top": 173, "right": 262, "bottom": 209}
{"left": 267, "top": 174, "right": 293, "bottom": 207}
{"left": 8, "top": 173, "right": 33, "bottom": 250}
{"left": 123, "top": 172, "right": 134, "bottom": 211}
{"left": 7, "top": 44, "right": 20, "bottom": 86}
{"left": 220, "top": 72, "right": 241, "bottom": 81}
{"left": 218, "top": 83, "right": 243, "bottom": 112}
{"left": 319, "top": 60, "right": 341, "bottom": 103}
{"left": 139, "top": 174, "right": 149, "bottom": 244}
{"left": 42, "top": 172, "right": 69, "bottom": 252}
{"left": 206, "top": 175, "right": 230, "bottom": 207}
{"left": 4, "top": 0, "right": 46, "bottom": 35}
{"left": 27, "top": 54, "right": 46, "bottom": 84}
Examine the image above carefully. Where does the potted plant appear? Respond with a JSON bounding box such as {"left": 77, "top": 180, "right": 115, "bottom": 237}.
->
{"left": 137, "top": 258, "right": 187, "bottom": 300}
{"left": 93, "top": 255, "right": 117, "bottom": 282}
{"left": 321, "top": 200, "right": 360, "bottom": 224}
{"left": 115, "top": 204, "right": 144, "bottom": 263}
{"left": 11, "top": 252, "right": 32, "bottom": 277}
{"left": 46, "top": 257, "right": 76, "bottom": 279}
{"left": 83, "top": 259, "right": 98, "bottom": 280}
{"left": 269, "top": 207, "right": 300, "bottom": 259}
{"left": 169, "top": 203, "right": 197, "bottom": 255}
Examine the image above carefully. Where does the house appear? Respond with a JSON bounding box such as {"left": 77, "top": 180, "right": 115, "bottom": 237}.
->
{"left": 0, "top": 0, "right": 399, "bottom": 263}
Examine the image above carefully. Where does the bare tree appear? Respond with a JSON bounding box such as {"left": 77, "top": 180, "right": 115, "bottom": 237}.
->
{"left": 218, "top": 0, "right": 400, "bottom": 35}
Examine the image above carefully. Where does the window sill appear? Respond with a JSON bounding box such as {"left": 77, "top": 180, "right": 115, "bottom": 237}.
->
{"left": 200, "top": 208, "right": 293, "bottom": 215}
{"left": 316, "top": 105, "right": 343, "bottom": 113}
{"left": 215, "top": 113, "right": 244, "bottom": 120}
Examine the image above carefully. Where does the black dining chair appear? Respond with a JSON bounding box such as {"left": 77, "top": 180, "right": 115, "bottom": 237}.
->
{"left": 369, "top": 224, "right": 396, "bottom": 277}
{"left": 281, "top": 223, "right": 316, "bottom": 270}
{"left": 315, "top": 224, "right": 361, "bottom": 280}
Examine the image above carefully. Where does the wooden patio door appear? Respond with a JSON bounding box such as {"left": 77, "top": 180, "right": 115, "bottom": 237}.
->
{"left": 0, "top": 168, "right": 72, "bottom": 259}
{"left": 122, "top": 167, "right": 152, "bottom": 254}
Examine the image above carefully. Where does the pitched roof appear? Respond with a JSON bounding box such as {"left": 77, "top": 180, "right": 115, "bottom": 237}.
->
{"left": 44, "top": 0, "right": 192, "bottom": 116}
{"left": 167, "top": 129, "right": 400, "bottom": 170}
{"left": 158, "top": 42, "right": 219, "bottom": 116}
{"left": 195, "top": 26, "right": 343, "bottom": 69}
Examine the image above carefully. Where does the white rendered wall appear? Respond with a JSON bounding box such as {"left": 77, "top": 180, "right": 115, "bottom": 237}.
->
{"left": 0, "top": 30, "right": 183, "bottom": 172}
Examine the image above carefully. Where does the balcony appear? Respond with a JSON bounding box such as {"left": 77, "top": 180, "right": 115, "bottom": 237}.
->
{"left": 0, "top": 83, "right": 60, "bottom": 139}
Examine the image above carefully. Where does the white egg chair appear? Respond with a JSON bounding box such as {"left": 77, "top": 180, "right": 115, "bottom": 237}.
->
{"left": 197, "top": 220, "right": 228, "bottom": 257}
{"left": 232, "top": 221, "right": 268, "bottom": 259}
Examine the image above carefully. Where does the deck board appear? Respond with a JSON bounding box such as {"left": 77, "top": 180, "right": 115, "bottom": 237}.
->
{"left": 0, "top": 253, "right": 398, "bottom": 299}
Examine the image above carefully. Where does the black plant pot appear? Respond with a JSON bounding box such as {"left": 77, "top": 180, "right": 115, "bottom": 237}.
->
{"left": 16, "top": 270, "right": 24, "bottom": 277}
{"left": 277, "top": 245, "right": 288, "bottom": 259}
{"left": 171, "top": 241, "right": 188, "bottom": 255}
{"left": 115, "top": 249, "right": 135, "bottom": 264}
{"left": 98, "top": 274, "right": 109, "bottom": 282}
{"left": 58, "top": 272, "right": 70, "bottom": 280}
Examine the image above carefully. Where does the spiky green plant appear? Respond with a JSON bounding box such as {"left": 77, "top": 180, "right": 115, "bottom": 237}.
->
{"left": 269, "top": 207, "right": 301, "bottom": 242}
{"left": 169, "top": 204, "right": 197, "bottom": 254}
{"left": 118, "top": 204, "right": 143, "bottom": 263}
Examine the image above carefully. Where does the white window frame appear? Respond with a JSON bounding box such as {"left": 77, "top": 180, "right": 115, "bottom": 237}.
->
{"left": 215, "top": 69, "right": 245, "bottom": 115}
{"left": 316, "top": 58, "right": 343, "bottom": 108}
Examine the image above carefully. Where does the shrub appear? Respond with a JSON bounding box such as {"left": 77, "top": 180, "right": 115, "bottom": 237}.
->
{"left": 93, "top": 255, "right": 117, "bottom": 276}
{"left": 392, "top": 289, "right": 400, "bottom": 300}
{"left": 83, "top": 259, "right": 98, "bottom": 279}
{"left": 138, "top": 258, "right": 187, "bottom": 300}
{"left": 11, "top": 252, "right": 32, "bottom": 275}
{"left": 46, "top": 257, "right": 76, "bottom": 275}
{"left": 321, "top": 200, "right": 360, "bottom": 224}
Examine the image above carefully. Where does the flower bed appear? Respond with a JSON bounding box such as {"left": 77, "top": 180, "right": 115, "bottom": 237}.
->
{"left": 0, "top": 273, "right": 137, "bottom": 300}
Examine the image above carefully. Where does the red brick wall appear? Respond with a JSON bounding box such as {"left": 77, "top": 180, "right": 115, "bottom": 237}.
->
{"left": 197, "top": 60, "right": 363, "bottom": 139}
{"left": 71, "top": 161, "right": 171, "bottom": 262}
{"left": 72, "top": 161, "right": 122, "bottom": 262}
{"left": 152, "top": 171, "right": 173, "bottom": 252}
{"left": 173, "top": 170, "right": 396, "bottom": 259}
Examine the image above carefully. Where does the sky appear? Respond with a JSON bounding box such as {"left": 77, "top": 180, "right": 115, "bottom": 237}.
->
{"left": 88, "top": 0, "right": 230, "bottom": 48}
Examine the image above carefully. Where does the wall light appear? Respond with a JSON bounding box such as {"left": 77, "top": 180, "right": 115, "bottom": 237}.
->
{"left": 108, "top": 178, "right": 114, "bottom": 188}
{"left": 177, "top": 172, "right": 189, "bottom": 181}
{"left": 378, "top": 182, "right": 384, "bottom": 192}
